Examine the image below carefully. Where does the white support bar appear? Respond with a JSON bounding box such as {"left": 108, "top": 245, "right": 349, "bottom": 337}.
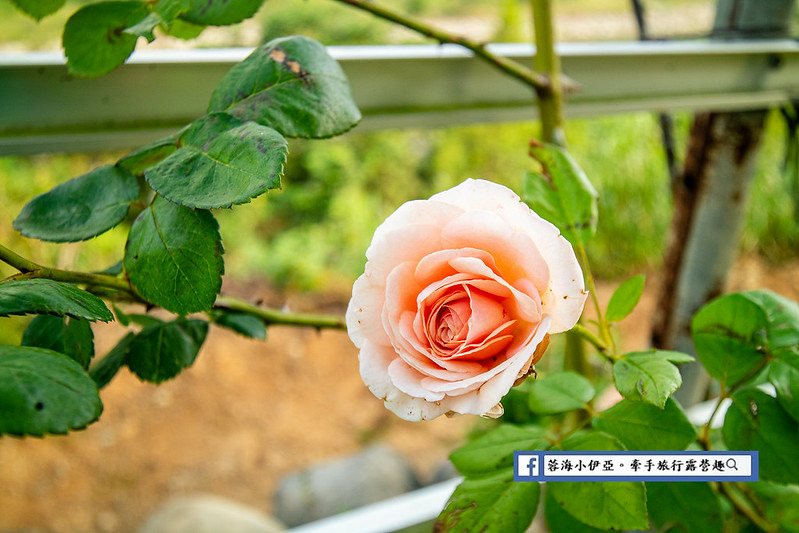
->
{"left": 1, "top": 40, "right": 799, "bottom": 154}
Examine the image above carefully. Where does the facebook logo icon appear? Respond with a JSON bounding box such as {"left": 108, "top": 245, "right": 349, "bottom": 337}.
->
{"left": 514, "top": 452, "right": 542, "bottom": 481}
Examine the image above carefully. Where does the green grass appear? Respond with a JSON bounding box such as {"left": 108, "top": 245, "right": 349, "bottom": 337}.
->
{"left": 2, "top": 111, "right": 796, "bottom": 296}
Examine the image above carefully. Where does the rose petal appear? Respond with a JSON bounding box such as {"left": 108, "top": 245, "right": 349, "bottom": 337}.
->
{"left": 388, "top": 358, "right": 445, "bottom": 402}
{"left": 441, "top": 210, "right": 550, "bottom": 292}
{"left": 359, "top": 340, "right": 448, "bottom": 421}
{"left": 432, "top": 179, "right": 586, "bottom": 333}
{"left": 346, "top": 272, "right": 391, "bottom": 349}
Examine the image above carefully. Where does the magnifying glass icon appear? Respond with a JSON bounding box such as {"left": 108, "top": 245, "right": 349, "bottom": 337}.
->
{"left": 726, "top": 458, "right": 739, "bottom": 471}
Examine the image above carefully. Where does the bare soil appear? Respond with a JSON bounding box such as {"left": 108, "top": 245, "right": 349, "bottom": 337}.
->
{"left": 0, "top": 255, "right": 797, "bottom": 533}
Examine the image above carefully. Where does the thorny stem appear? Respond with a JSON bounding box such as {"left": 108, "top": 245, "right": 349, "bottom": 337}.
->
{"left": 215, "top": 296, "right": 346, "bottom": 330}
{"left": 0, "top": 243, "right": 347, "bottom": 331}
{"left": 332, "top": 0, "right": 554, "bottom": 92}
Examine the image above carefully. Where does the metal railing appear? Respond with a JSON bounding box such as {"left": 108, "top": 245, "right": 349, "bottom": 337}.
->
{"left": 1, "top": 39, "right": 798, "bottom": 154}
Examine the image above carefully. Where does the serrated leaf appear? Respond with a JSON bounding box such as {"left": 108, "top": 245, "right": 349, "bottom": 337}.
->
{"left": 13, "top": 165, "right": 138, "bottom": 242}
{"left": 646, "top": 481, "right": 723, "bottom": 533}
{"left": 527, "top": 371, "right": 595, "bottom": 415}
{"left": 211, "top": 312, "right": 266, "bottom": 340}
{"left": 0, "top": 279, "right": 113, "bottom": 322}
{"left": 722, "top": 387, "right": 799, "bottom": 483}
{"left": 22, "top": 315, "right": 94, "bottom": 369}
{"left": 692, "top": 293, "right": 770, "bottom": 388}
{"left": 523, "top": 142, "right": 598, "bottom": 247}
{"left": 544, "top": 488, "right": 610, "bottom": 533}
{"left": 90, "top": 332, "right": 134, "bottom": 389}
{"left": 435, "top": 469, "right": 540, "bottom": 533}
{"left": 548, "top": 431, "right": 648, "bottom": 531}
{"left": 770, "top": 360, "right": 799, "bottom": 422}
{"left": 9, "top": 0, "right": 65, "bottom": 20}
{"left": 154, "top": 0, "right": 191, "bottom": 22}
{"left": 180, "top": 0, "right": 265, "bottom": 26}
{"left": 0, "top": 345, "right": 102, "bottom": 436}
{"left": 118, "top": 135, "right": 179, "bottom": 176}
{"left": 125, "top": 319, "right": 208, "bottom": 383}
{"left": 450, "top": 424, "right": 548, "bottom": 476}
{"left": 124, "top": 196, "right": 224, "bottom": 315}
{"left": 208, "top": 35, "right": 361, "bottom": 139}
{"left": 605, "top": 275, "right": 645, "bottom": 322}
{"left": 63, "top": 1, "right": 149, "bottom": 77}
{"left": 613, "top": 350, "right": 693, "bottom": 408}
{"left": 592, "top": 397, "right": 696, "bottom": 451}
{"left": 144, "top": 113, "right": 287, "bottom": 209}
{"left": 124, "top": 11, "right": 161, "bottom": 42}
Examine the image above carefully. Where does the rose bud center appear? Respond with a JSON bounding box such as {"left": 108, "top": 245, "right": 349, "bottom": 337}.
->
{"left": 421, "top": 282, "right": 516, "bottom": 362}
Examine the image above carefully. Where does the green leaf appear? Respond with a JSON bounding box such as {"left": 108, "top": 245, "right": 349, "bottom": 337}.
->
{"left": 180, "top": 0, "right": 265, "bottom": 26}
{"left": 691, "top": 293, "right": 770, "bottom": 388}
{"left": 145, "top": 113, "right": 287, "bottom": 209}
{"left": 0, "top": 345, "right": 103, "bottom": 436}
{"left": 0, "top": 279, "right": 113, "bottom": 322}
{"left": 500, "top": 379, "right": 540, "bottom": 425}
{"left": 13, "top": 165, "right": 138, "bottom": 242}
{"left": 523, "top": 142, "right": 599, "bottom": 247}
{"left": 435, "top": 469, "right": 540, "bottom": 533}
{"left": 124, "top": 11, "right": 161, "bottom": 42}
{"left": 746, "top": 481, "right": 799, "bottom": 533}
{"left": 124, "top": 196, "right": 224, "bottom": 315}
{"left": 770, "top": 360, "right": 799, "bottom": 422}
{"left": 527, "top": 371, "right": 595, "bottom": 415}
{"left": 9, "top": 0, "right": 65, "bottom": 20}
{"left": 164, "top": 17, "right": 205, "bottom": 39}
{"left": 63, "top": 1, "right": 149, "bottom": 77}
{"left": 126, "top": 313, "right": 164, "bottom": 328}
{"left": 89, "top": 332, "right": 135, "bottom": 389}
{"left": 605, "top": 275, "right": 645, "bottom": 322}
{"left": 544, "top": 488, "right": 610, "bottom": 533}
{"left": 741, "top": 290, "right": 799, "bottom": 369}
{"left": 613, "top": 350, "right": 694, "bottom": 408}
{"left": 450, "top": 424, "right": 548, "bottom": 476}
{"left": 22, "top": 315, "right": 94, "bottom": 369}
{"left": 125, "top": 319, "right": 208, "bottom": 383}
{"left": 646, "top": 481, "right": 723, "bottom": 533}
{"left": 593, "top": 397, "right": 697, "bottom": 451}
{"left": 548, "top": 431, "right": 648, "bottom": 531}
{"left": 208, "top": 35, "right": 361, "bottom": 138}
{"left": 722, "top": 387, "right": 799, "bottom": 483}
{"left": 118, "top": 135, "right": 180, "bottom": 176}
{"left": 210, "top": 311, "right": 266, "bottom": 340}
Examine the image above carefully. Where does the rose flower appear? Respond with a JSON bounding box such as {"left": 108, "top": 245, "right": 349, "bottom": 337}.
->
{"left": 346, "top": 179, "right": 586, "bottom": 421}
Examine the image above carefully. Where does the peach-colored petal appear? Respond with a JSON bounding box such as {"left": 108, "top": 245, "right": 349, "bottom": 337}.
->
{"left": 348, "top": 178, "right": 585, "bottom": 421}
{"left": 448, "top": 256, "right": 542, "bottom": 324}
{"left": 441, "top": 210, "right": 550, "bottom": 291}
{"left": 463, "top": 287, "right": 507, "bottom": 344}
{"left": 432, "top": 178, "right": 586, "bottom": 333}
{"left": 346, "top": 272, "right": 390, "bottom": 349}
{"left": 388, "top": 358, "right": 445, "bottom": 402}
{"left": 359, "top": 340, "right": 448, "bottom": 421}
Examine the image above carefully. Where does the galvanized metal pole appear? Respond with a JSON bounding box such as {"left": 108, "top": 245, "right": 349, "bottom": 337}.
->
{"left": 653, "top": 0, "right": 796, "bottom": 406}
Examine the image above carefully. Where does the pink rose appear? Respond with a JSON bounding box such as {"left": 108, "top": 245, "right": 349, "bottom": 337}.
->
{"left": 346, "top": 179, "right": 586, "bottom": 421}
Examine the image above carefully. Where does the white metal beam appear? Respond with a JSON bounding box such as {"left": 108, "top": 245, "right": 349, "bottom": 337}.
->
{"left": 1, "top": 40, "right": 798, "bottom": 154}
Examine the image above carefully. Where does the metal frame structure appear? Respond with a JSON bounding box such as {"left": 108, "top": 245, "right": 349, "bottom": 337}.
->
{"left": 1, "top": 39, "right": 799, "bottom": 154}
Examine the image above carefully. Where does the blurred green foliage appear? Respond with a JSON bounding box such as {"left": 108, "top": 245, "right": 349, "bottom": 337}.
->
{"left": 0, "top": 0, "right": 795, "bottom": 297}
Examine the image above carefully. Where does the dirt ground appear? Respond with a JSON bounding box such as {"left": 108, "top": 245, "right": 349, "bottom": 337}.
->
{"left": 0, "top": 255, "right": 797, "bottom": 533}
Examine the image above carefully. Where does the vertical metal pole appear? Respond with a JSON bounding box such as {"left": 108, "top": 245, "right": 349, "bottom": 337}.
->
{"left": 652, "top": 0, "right": 796, "bottom": 406}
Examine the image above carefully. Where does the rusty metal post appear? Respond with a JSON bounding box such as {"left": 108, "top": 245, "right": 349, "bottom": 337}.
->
{"left": 652, "top": 0, "right": 796, "bottom": 406}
